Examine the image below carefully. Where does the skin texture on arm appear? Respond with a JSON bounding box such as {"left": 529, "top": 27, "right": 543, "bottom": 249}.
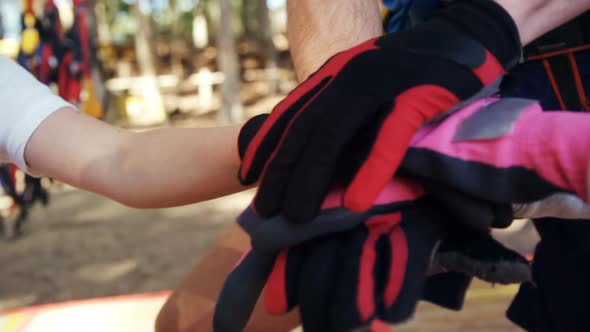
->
{"left": 287, "top": 0, "right": 383, "bottom": 81}
{"left": 25, "top": 107, "right": 249, "bottom": 208}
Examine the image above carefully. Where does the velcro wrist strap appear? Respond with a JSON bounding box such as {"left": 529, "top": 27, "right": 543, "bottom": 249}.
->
{"left": 377, "top": 0, "right": 522, "bottom": 72}
{"left": 438, "top": 0, "right": 522, "bottom": 69}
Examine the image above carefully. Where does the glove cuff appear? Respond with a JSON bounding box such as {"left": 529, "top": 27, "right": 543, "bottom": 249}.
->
{"left": 439, "top": 0, "right": 522, "bottom": 70}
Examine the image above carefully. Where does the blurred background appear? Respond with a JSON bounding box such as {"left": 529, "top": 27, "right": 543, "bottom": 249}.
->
{"left": 0, "top": 0, "right": 295, "bottom": 127}
{"left": 0, "top": 1, "right": 539, "bottom": 331}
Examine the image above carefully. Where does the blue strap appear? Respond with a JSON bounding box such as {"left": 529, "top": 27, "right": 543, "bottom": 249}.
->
{"left": 384, "top": 0, "right": 442, "bottom": 33}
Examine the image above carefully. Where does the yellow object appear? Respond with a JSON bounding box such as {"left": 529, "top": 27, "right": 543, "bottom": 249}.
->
{"left": 80, "top": 78, "right": 104, "bottom": 119}
{"left": 23, "top": 12, "right": 35, "bottom": 27}
{"left": 466, "top": 284, "right": 519, "bottom": 300}
{"left": 0, "top": 38, "right": 20, "bottom": 59}
{"left": 0, "top": 312, "right": 29, "bottom": 332}
{"left": 113, "top": 94, "right": 167, "bottom": 127}
{"left": 20, "top": 14, "right": 40, "bottom": 56}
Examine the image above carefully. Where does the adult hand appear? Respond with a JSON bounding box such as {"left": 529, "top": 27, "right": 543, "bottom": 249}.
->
{"left": 239, "top": 0, "right": 521, "bottom": 223}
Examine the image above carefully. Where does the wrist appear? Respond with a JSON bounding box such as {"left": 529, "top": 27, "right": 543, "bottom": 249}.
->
{"left": 287, "top": 0, "right": 382, "bottom": 81}
{"left": 436, "top": 0, "right": 522, "bottom": 70}
{"left": 494, "top": 0, "right": 590, "bottom": 45}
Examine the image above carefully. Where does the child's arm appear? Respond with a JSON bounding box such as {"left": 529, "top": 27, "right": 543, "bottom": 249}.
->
{"left": 1, "top": 54, "right": 247, "bottom": 208}
{"left": 25, "top": 107, "right": 250, "bottom": 208}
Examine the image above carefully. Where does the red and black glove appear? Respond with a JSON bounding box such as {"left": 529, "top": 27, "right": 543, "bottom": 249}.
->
{"left": 261, "top": 205, "right": 444, "bottom": 332}
{"left": 213, "top": 183, "right": 531, "bottom": 332}
{"left": 214, "top": 179, "right": 443, "bottom": 332}
{"left": 239, "top": 0, "right": 522, "bottom": 223}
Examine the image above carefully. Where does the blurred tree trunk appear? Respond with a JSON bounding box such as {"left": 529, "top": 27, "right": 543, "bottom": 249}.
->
{"left": 133, "top": 2, "right": 158, "bottom": 77}
{"left": 85, "top": 0, "right": 110, "bottom": 113}
{"left": 168, "top": 0, "right": 185, "bottom": 79}
{"left": 192, "top": 2, "right": 209, "bottom": 49}
{"left": 132, "top": 1, "right": 167, "bottom": 124}
{"left": 257, "top": 0, "right": 273, "bottom": 53}
{"left": 0, "top": 13, "right": 5, "bottom": 39}
{"left": 203, "top": 0, "right": 219, "bottom": 48}
{"left": 257, "top": 0, "right": 279, "bottom": 93}
{"left": 241, "top": 0, "right": 254, "bottom": 41}
{"left": 217, "top": 0, "right": 243, "bottom": 124}
{"left": 92, "top": 1, "right": 110, "bottom": 43}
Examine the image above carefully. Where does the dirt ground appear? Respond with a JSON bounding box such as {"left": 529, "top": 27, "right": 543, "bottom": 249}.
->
{"left": 0, "top": 186, "right": 254, "bottom": 311}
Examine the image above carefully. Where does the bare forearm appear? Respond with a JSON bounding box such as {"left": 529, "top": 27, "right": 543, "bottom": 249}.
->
{"left": 25, "top": 108, "right": 247, "bottom": 208}
{"left": 116, "top": 125, "right": 246, "bottom": 208}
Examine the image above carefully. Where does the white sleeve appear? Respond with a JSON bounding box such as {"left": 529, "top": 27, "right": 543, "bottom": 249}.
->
{"left": 0, "top": 55, "right": 76, "bottom": 172}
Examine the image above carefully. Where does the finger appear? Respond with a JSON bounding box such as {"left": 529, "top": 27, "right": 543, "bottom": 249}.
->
{"left": 381, "top": 216, "right": 408, "bottom": 313}
{"left": 213, "top": 249, "right": 277, "bottom": 332}
{"left": 253, "top": 86, "right": 342, "bottom": 218}
{"left": 330, "top": 217, "right": 391, "bottom": 331}
{"left": 491, "top": 203, "right": 514, "bottom": 228}
{"left": 250, "top": 208, "right": 367, "bottom": 252}
{"left": 423, "top": 180, "right": 495, "bottom": 230}
{"left": 243, "top": 38, "right": 383, "bottom": 186}
{"left": 426, "top": 179, "right": 514, "bottom": 229}
{"left": 238, "top": 114, "right": 269, "bottom": 160}
{"left": 435, "top": 229, "right": 531, "bottom": 284}
{"left": 344, "top": 87, "right": 460, "bottom": 212}
{"left": 297, "top": 236, "right": 341, "bottom": 332}
{"left": 239, "top": 76, "right": 332, "bottom": 185}
{"left": 382, "top": 209, "right": 443, "bottom": 322}
{"left": 264, "top": 249, "right": 302, "bottom": 315}
{"left": 422, "top": 272, "right": 473, "bottom": 311}
{"left": 281, "top": 95, "right": 381, "bottom": 223}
